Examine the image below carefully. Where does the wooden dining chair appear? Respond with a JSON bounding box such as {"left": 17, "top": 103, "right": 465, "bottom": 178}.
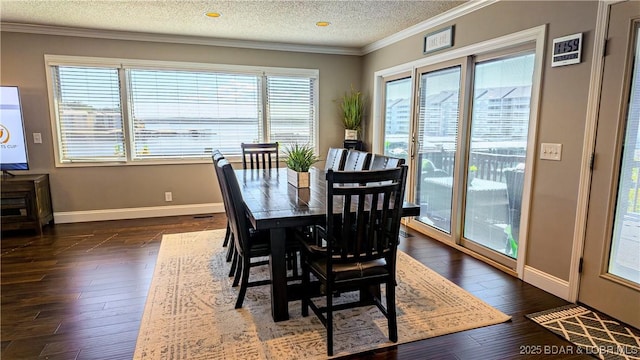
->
{"left": 241, "top": 142, "right": 279, "bottom": 170}
{"left": 368, "top": 154, "right": 405, "bottom": 170}
{"left": 342, "top": 149, "right": 371, "bottom": 171}
{"left": 212, "top": 151, "right": 244, "bottom": 280}
{"left": 299, "top": 165, "right": 408, "bottom": 356}
{"left": 218, "top": 158, "right": 272, "bottom": 308}
{"left": 212, "top": 151, "right": 232, "bottom": 247}
{"left": 241, "top": 143, "right": 300, "bottom": 276}
{"left": 324, "top": 147, "right": 347, "bottom": 171}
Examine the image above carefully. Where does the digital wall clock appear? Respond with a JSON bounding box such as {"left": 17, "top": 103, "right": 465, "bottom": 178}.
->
{"left": 552, "top": 33, "right": 582, "bottom": 67}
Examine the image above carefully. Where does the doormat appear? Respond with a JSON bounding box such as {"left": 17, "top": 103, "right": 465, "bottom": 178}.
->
{"left": 526, "top": 304, "right": 640, "bottom": 359}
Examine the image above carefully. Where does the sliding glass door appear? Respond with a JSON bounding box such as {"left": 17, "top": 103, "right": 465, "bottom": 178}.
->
{"left": 414, "top": 61, "right": 465, "bottom": 235}
{"left": 461, "top": 52, "right": 535, "bottom": 261}
{"left": 386, "top": 48, "right": 538, "bottom": 268}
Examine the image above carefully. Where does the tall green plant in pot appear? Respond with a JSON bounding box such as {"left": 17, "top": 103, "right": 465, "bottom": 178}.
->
{"left": 340, "top": 85, "right": 364, "bottom": 140}
{"left": 285, "top": 143, "right": 319, "bottom": 188}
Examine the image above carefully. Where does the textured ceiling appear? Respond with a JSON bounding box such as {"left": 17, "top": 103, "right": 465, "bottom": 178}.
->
{"left": 0, "top": 0, "right": 466, "bottom": 49}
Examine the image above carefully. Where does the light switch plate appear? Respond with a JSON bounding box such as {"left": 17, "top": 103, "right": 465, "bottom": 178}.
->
{"left": 33, "top": 132, "right": 42, "bottom": 144}
{"left": 540, "top": 143, "right": 562, "bottom": 161}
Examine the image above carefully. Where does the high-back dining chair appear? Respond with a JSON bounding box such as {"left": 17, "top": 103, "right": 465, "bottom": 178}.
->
{"left": 212, "top": 150, "right": 231, "bottom": 246}
{"left": 342, "top": 150, "right": 371, "bottom": 171}
{"left": 241, "top": 142, "right": 279, "bottom": 170}
{"left": 217, "top": 158, "right": 272, "bottom": 308}
{"left": 368, "top": 154, "right": 405, "bottom": 170}
{"left": 212, "top": 150, "right": 243, "bottom": 278}
{"left": 325, "top": 147, "right": 347, "bottom": 171}
{"left": 299, "top": 165, "right": 408, "bottom": 356}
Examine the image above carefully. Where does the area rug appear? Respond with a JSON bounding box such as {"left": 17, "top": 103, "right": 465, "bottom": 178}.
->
{"left": 133, "top": 230, "right": 511, "bottom": 359}
{"left": 527, "top": 305, "right": 640, "bottom": 359}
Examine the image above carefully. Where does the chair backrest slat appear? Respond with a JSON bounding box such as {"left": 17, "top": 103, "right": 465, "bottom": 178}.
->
{"left": 241, "top": 142, "right": 279, "bottom": 170}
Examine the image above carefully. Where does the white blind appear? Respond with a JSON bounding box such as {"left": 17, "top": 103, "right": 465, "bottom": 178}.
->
{"left": 266, "top": 76, "right": 316, "bottom": 151}
{"left": 47, "top": 56, "right": 319, "bottom": 165}
{"left": 127, "top": 69, "right": 261, "bottom": 159}
{"left": 51, "top": 66, "right": 125, "bottom": 162}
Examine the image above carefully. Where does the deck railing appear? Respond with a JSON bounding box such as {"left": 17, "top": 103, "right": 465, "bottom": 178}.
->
{"left": 419, "top": 149, "right": 525, "bottom": 182}
{"left": 418, "top": 150, "right": 640, "bottom": 215}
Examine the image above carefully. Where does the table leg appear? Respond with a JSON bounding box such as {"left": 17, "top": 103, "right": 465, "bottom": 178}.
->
{"left": 270, "top": 228, "right": 289, "bottom": 321}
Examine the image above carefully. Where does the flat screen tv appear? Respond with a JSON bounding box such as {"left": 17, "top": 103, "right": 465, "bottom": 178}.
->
{"left": 0, "top": 86, "right": 29, "bottom": 174}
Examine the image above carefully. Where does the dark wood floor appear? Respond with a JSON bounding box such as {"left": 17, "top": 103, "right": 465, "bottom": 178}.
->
{"left": 1, "top": 215, "right": 589, "bottom": 359}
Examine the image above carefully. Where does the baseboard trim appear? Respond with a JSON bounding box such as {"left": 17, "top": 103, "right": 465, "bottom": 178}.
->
{"left": 54, "top": 203, "right": 225, "bottom": 224}
{"left": 523, "top": 265, "right": 570, "bottom": 300}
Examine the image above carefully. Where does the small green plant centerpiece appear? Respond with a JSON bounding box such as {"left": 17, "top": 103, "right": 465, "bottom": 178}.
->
{"left": 285, "top": 143, "right": 319, "bottom": 188}
{"left": 340, "top": 85, "right": 364, "bottom": 140}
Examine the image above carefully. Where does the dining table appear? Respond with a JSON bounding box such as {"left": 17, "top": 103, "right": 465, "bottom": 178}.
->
{"left": 235, "top": 166, "right": 420, "bottom": 322}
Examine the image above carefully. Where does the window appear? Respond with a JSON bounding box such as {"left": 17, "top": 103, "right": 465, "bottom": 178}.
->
{"left": 267, "top": 76, "right": 316, "bottom": 148}
{"left": 127, "top": 69, "right": 261, "bottom": 160}
{"left": 46, "top": 56, "right": 318, "bottom": 165}
{"left": 50, "top": 66, "right": 125, "bottom": 162}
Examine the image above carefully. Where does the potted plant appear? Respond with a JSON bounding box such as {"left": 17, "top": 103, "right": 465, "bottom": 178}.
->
{"left": 339, "top": 85, "right": 364, "bottom": 140}
{"left": 285, "top": 143, "right": 319, "bottom": 188}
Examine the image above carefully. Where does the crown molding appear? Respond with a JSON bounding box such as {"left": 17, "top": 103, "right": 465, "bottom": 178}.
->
{"left": 2, "top": 1, "right": 497, "bottom": 57}
{"left": 361, "top": 0, "right": 500, "bottom": 55}
{"left": 0, "top": 23, "right": 362, "bottom": 56}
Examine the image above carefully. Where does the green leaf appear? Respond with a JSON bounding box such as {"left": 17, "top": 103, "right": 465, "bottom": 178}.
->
{"left": 339, "top": 85, "right": 364, "bottom": 130}
{"left": 284, "top": 143, "right": 319, "bottom": 172}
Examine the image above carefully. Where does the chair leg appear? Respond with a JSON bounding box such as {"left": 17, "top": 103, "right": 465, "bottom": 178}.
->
{"left": 386, "top": 281, "right": 398, "bottom": 342}
{"left": 235, "top": 256, "right": 250, "bottom": 309}
{"left": 326, "top": 283, "right": 334, "bottom": 357}
{"left": 289, "top": 250, "right": 299, "bottom": 277}
{"left": 229, "top": 244, "right": 238, "bottom": 277}
{"left": 226, "top": 235, "right": 235, "bottom": 262}
{"left": 301, "top": 253, "right": 309, "bottom": 317}
{"left": 286, "top": 251, "right": 293, "bottom": 270}
{"left": 222, "top": 222, "right": 231, "bottom": 247}
{"left": 232, "top": 255, "right": 242, "bottom": 287}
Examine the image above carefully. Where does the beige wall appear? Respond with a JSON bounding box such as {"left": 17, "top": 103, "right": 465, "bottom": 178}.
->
{"left": 361, "top": 1, "right": 599, "bottom": 281}
{"left": 1, "top": 0, "right": 602, "bottom": 282}
{"left": 0, "top": 32, "right": 361, "bottom": 212}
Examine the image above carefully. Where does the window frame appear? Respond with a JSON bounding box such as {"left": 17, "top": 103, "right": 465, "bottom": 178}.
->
{"left": 45, "top": 55, "right": 319, "bottom": 167}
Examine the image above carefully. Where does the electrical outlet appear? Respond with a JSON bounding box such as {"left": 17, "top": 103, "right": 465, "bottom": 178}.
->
{"left": 540, "top": 143, "right": 562, "bottom": 161}
{"left": 165, "top": 192, "right": 173, "bottom": 202}
{"left": 33, "top": 133, "right": 42, "bottom": 144}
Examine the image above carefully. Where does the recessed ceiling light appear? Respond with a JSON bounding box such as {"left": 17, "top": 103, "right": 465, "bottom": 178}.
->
{"left": 316, "top": 21, "right": 330, "bottom": 27}
{"left": 205, "top": 12, "right": 221, "bottom": 18}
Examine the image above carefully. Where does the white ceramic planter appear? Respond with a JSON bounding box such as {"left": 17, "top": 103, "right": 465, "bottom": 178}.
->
{"left": 344, "top": 129, "right": 358, "bottom": 140}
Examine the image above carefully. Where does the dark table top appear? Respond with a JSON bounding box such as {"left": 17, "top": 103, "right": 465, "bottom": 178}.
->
{"left": 235, "top": 167, "right": 420, "bottom": 230}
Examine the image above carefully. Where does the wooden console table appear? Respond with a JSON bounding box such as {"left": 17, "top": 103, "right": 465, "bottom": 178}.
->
{"left": 1, "top": 174, "right": 53, "bottom": 235}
